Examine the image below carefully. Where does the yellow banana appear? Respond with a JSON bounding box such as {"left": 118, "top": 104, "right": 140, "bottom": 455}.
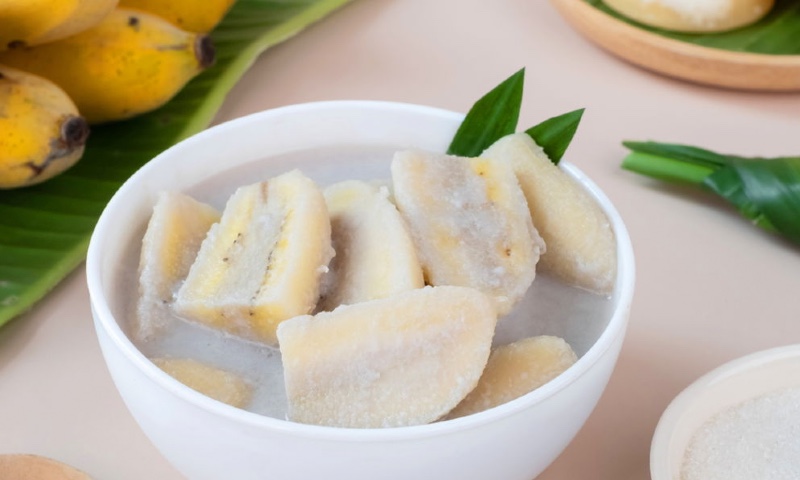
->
{"left": 391, "top": 150, "right": 545, "bottom": 316}
{"left": 0, "top": 65, "right": 89, "bottom": 189}
{"left": 317, "top": 180, "right": 424, "bottom": 312}
{"left": 446, "top": 335, "right": 577, "bottom": 419}
{"left": 277, "top": 285, "right": 497, "bottom": 428}
{"left": 152, "top": 357, "right": 253, "bottom": 408}
{"left": 0, "top": 7, "right": 215, "bottom": 124}
{"left": 119, "top": 0, "right": 236, "bottom": 33}
{"left": 174, "top": 170, "right": 334, "bottom": 346}
{"left": 482, "top": 133, "right": 617, "bottom": 295}
{"left": 0, "top": 0, "right": 118, "bottom": 50}
{"left": 136, "top": 191, "right": 220, "bottom": 341}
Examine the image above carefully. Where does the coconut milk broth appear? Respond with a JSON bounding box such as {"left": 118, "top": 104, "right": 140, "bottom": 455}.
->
{"left": 118, "top": 144, "right": 613, "bottom": 420}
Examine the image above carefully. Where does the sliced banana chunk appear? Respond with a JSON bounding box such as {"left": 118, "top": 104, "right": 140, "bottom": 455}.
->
{"left": 603, "top": 0, "right": 774, "bottom": 33}
{"left": 483, "top": 133, "right": 616, "bottom": 295}
{"left": 174, "top": 170, "right": 333, "bottom": 345}
{"left": 152, "top": 357, "right": 253, "bottom": 408}
{"left": 317, "top": 180, "right": 424, "bottom": 312}
{"left": 391, "top": 150, "right": 544, "bottom": 316}
{"left": 277, "top": 285, "right": 497, "bottom": 428}
{"left": 446, "top": 335, "right": 577, "bottom": 419}
{"left": 136, "top": 191, "right": 220, "bottom": 341}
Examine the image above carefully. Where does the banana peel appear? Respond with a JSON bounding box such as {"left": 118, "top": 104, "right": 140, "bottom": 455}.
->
{"left": 0, "top": 7, "right": 215, "bottom": 124}
{"left": 0, "top": 65, "right": 89, "bottom": 189}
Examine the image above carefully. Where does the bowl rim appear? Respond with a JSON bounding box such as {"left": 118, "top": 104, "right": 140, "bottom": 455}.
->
{"left": 86, "top": 99, "right": 636, "bottom": 441}
{"left": 650, "top": 343, "right": 800, "bottom": 479}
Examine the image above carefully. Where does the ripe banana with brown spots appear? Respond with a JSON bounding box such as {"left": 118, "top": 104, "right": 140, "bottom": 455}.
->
{"left": 0, "top": 7, "right": 215, "bottom": 124}
{"left": 0, "top": 0, "right": 118, "bottom": 50}
{"left": 119, "top": 0, "right": 237, "bottom": 33}
{"left": 0, "top": 65, "right": 89, "bottom": 189}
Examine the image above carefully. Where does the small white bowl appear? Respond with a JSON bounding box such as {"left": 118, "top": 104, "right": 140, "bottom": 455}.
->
{"left": 87, "top": 101, "right": 635, "bottom": 480}
{"left": 651, "top": 344, "right": 800, "bottom": 480}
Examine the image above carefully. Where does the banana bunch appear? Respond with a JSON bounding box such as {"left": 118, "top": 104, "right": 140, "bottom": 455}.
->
{"left": 0, "top": 0, "right": 233, "bottom": 189}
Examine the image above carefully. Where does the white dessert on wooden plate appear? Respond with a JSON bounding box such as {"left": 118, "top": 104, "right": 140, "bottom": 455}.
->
{"left": 603, "top": 0, "right": 774, "bottom": 32}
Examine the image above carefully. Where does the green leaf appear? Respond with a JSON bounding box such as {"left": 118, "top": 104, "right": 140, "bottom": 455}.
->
{"left": 586, "top": 0, "right": 800, "bottom": 55}
{"left": 447, "top": 68, "right": 525, "bottom": 157}
{"left": 621, "top": 141, "right": 800, "bottom": 245}
{"left": 525, "top": 108, "right": 584, "bottom": 164}
{"left": 0, "top": 0, "right": 354, "bottom": 327}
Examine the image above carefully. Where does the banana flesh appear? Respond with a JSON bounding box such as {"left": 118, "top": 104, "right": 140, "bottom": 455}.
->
{"left": 277, "top": 285, "right": 497, "bottom": 428}
{"left": 0, "top": 65, "right": 89, "bottom": 189}
{"left": 0, "top": 0, "right": 118, "bottom": 49}
{"left": 119, "top": 0, "right": 236, "bottom": 33}
{"left": 136, "top": 191, "right": 220, "bottom": 341}
{"left": 152, "top": 357, "right": 253, "bottom": 408}
{"left": 482, "top": 133, "right": 617, "bottom": 295}
{"left": 317, "top": 180, "right": 424, "bottom": 312}
{"left": 446, "top": 335, "right": 577, "bottom": 419}
{"left": 174, "top": 170, "right": 333, "bottom": 346}
{"left": 0, "top": 7, "right": 215, "bottom": 124}
{"left": 391, "top": 150, "right": 544, "bottom": 316}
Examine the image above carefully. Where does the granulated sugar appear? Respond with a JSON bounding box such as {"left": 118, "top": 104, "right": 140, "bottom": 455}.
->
{"left": 681, "top": 386, "right": 800, "bottom": 480}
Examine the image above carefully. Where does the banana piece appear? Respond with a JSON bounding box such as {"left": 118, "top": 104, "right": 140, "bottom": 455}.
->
{"left": 603, "top": 0, "right": 774, "bottom": 33}
{"left": 0, "top": 65, "right": 89, "bottom": 189}
{"left": 174, "top": 170, "right": 333, "bottom": 346}
{"left": 152, "top": 357, "right": 253, "bottom": 408}
{"left": 119, "top": 0, "right": 236, "bottom": 33}
{"left": 391, "top": 150, "right": 544, "bottom": 316}
{"left": 446, "top": 335, "right": 577, "bottom": 419}
{"left": 0, "top": 7, "right": 215, "bottom": 124}
{"left": 136, "top": 191, "right": 220, "bottom": 341}
{"left": 482, "top": 133, "right": 617, "bottom": 295}
{"left": 317, "top": 180, "right": 424, "bottom": 312}
{"left": 277, "top": 285, "right": 497, "bottom": 428}
{"left": 0, "top": 0, "right": 118, "bottom": 50}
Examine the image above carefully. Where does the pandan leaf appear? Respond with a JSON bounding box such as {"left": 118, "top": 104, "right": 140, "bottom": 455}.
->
{"left": 447, "top": 68, "right": 525, "bottom": 157}
{"left": 586, "top": 0, "right": 800, "bottom": 55}
{"left": 622, "top": 141, "right": 800, "bottom": 245}
{"left": 525, "top": 108, "right": 584, "bottom": 164}
{"left": 0, "top": 0, "right": 354, "bottom": 327}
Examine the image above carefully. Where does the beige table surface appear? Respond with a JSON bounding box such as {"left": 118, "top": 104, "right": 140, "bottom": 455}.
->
{"left": 1, "top": 1, "right": 799, "bottom": 479}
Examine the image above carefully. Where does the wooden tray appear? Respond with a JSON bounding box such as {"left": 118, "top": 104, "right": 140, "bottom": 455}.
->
{"left": 550, "top": 0, "right": 800, "bottom": 92}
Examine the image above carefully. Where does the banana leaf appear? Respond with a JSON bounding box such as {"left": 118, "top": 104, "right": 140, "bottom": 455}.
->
{"left": 0, "top": 0, "right": 354, "bottom": 327}
{"left": 586, "top": 0, "right": 800, "bottom": 54}
{"left": 447, "top": 68, "right": 584, "bottom": 164}
{"left": 622, "top": 141, "right": 800, "bottom": 245}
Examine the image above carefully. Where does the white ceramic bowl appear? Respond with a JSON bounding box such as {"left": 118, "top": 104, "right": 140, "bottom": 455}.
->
{"left": 87, "top": 101, "right": 635, "bottom": 480}
{"left": 651, "top": 344, "right": 800, "bottom": 480}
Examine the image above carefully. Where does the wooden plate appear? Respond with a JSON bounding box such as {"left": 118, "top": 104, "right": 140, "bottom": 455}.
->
{"left": 550, "top": 0, "right": 800, "bottom": 91}
{"left": 0, "top": 454, "right": 92, "bottom": 480}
